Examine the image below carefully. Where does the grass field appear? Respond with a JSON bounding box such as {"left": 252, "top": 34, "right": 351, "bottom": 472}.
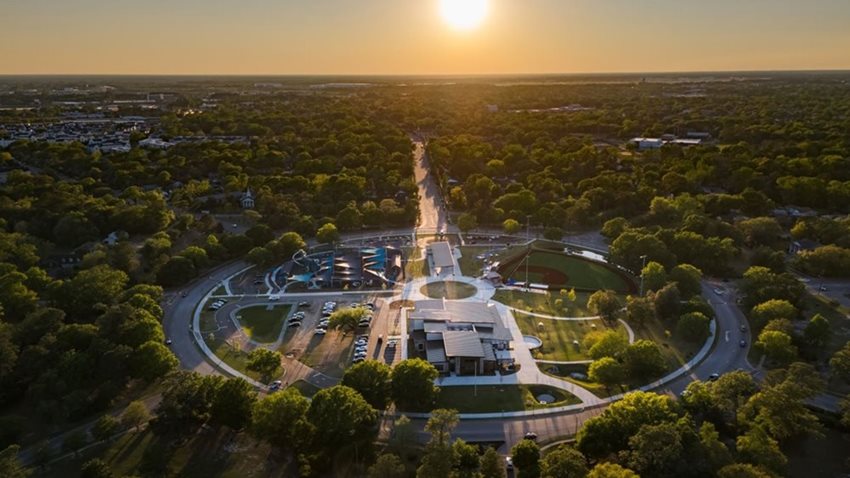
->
{"left": 458, "top": 245, "right": 503, "bottom": 276}
{"left": 499, "top": 249, "right": 634, "bottom": 293}
{"left": 514, "top": 313, "right": 627, "bottom": 361}
{"left": 297, "top": 332, "right": 355, "bottom": 379}
{"left": 420, "top": 281, "right": 477, "bottom": 299}
{"left": 403, "top": 247, "right": 429, "bottom": 279}
{"left": 493, "top": 289, "right": 594, "bottom": 317}
{"left": 237, "top": 304, "right": 292, "bottom": 343}
{"left": 212, "top": 342, "right": 270, "bottom": 381}
{"left": 433, "top": 385, "right": 580, "bottom": 413}
{"left": 539, "top": 362, "right": 627, "bottom": 398}
{"left": 35, "top": 428, "right": 294, "bottom": 478}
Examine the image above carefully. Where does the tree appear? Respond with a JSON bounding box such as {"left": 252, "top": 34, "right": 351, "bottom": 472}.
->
{"left": 503, "top": 219, "right": 521, "bottom": 235}
{"left": 368, "top": 454, "right": 406, "bottom": 478}
{"left": 840, "top": 396, "right": 850, "bottom": 428}
{"left": 121, "top": 400, "right": 151, "bottom": 432}
{"left": 458, "top": 213, "right": 478, "bottom": 233}
{"left": 0, "top": 445, "right": 30, "bottom": 478}
{"left": 247, "top": 246, "right": 274, "bottom": 267}
{"left": 316, "top": 223, "right": 340, "bottom": 244}
{"left": 587, "top": 463, "right": 638, "bottom": 478}
{"left": 307, "top": 385, "right": 378, "bottom": 451}
{"left": 669, "top": 264, "right": 702, "bottom": 298}
{"left": 586, "top": 330, "right": 628, "bottom": 360}
{"left": 211, "top": 377, "right": 257, "bottom": 430}
{"left": 91, "top": 415, "right": 121, "bottom": 442}
{"left": 152, "top": 371, "right": 222, "bottom": 435}
{"left": 716, "top": 464, "right": 772, "bottom": 478}
{"left": 132, "top": 341, "right": 178, "bottom": 382}
{"left": 587, "top": 290, "right": 621, "bottom": 322}
{"left": 698, "top": 421, "right": 733, "bottom": 473}
{"left": 0, "top": 322, "right": 18, "bottom": 381}
{"left": 625, "top": 295, "right": 655, "bottom": 326}
{"left": 749, "top": 299, "right": 798, "bottom": 330}
{"left": 740, "top": 363, "right": 824, "bottom": 441}
{"left": 52, "top": 264, "right": 128, "bottom": 321}
{"left": 329, "top": 307, "right": 368, "bottom": 336}
{"left": 480, "top": 447, "right": 507, "bottom": 478}
{"left": 737, "top": 217, "right": 783, "bottom": 247}
{"left": 80, "top": 459, "right": 114, "bottom": 478}
{"left": 539, "top": 445, "right": 587, "bottom": 478}
{"left": 830, "top": 341, "right": 850, "bottom": 382}
{"left": 342, "top": 360, "right": 392, "bottom": 410}
{"left": 624, "top": 421, "right": 684, "bottom": 477}
{"left": 156, "top": 256, "right": 197, "bottom": 286}
{"left": 677, "top": 312, "right": 711, "bottom": 342}
{"left": 246, "top": 348, "right": 281, "bottom": 381}
{"left": 601, "top": 217, "right": 630, "bottom": 240}
{"left": 588, "top": 357, "right": 625, "bottom": 389}
{"left": 652, "top": 283, "right": 681, "bottom": 320}
{"left": 803, "top": 314, "right": 831, "bottom": 349}
{"left": 736, "top": 426, "right": 787, "bottom": 475}
{"left": 452, "top": 439, "right": 481, "bottom": 478}
{"left": 425, "top": 408, "right": 459, "bottom": 448}
{"left": 623, "top": 340, "right": 666, "bottom": 379}
{"left": 391, "top": 359, "right": 439, "bottom": 412}
{"left": 270, "top": 232, "right": 307, "bottom": 261}
{"left": 755, "top": 330, "right": 797, "bottom": 366}
{"left": 251, "top": 388, "right": 312, "bottom": 450}
{"left": 739, "top": 267, "right": 805, "bottom": 310}
{"left": 641, "top": 261, "right": 668, "bottom": 294}
{"left": 511, "top": 439, "right": 540, "bottom": 478}
{"left": 543, "top": 227, "right": 563, "bottom": 241}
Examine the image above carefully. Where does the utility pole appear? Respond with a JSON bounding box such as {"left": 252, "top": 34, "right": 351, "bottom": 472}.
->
{"left": 639, "top": 255, "right": 648, "bottom": 296}
{"left": 526, "top": 215, "right": 532, "bottom": 290}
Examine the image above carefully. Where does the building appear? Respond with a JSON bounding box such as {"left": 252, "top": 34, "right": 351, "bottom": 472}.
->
{"left": 240, "top": 189, "right": 255, "bottom": 209}
{"left": 428, "top": 241, "right": 455, "bottom": 276}
{"left": 408, "top": 299, "right": 513, "bottom": 375}
{"left": 630, "top": 137, "right": 664, "bottom": 150}
{"left": 630, "top": 136, "right": 703, "bottom": 151}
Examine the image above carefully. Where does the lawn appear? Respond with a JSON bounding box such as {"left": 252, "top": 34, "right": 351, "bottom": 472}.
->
{"left": 498, "top": 249, "right": 634, "bottom": 293}
{"left": 493, "top": 289, "right": 594, "bottom": 317}
{"left": 212, "top": 342, "right": 270, "bottom": 381}
{"left": 458, "top": 245, "right": 501, "bottom": 277}
{"left": 514, "top": 313, "right": 627, "bottom": 361}
{"left": 433, "top": 385, "right": 580, "bottom": 413}
{"left": 633, "top": 319, "right": 703, "bottom": 372}
{"left": 539, "top": 362, "right": 627, "bottom": 398}
{"left": 236, "top": 304, "right": 292, "bottom": 343}
{"left": 211, "top": 285, "right": 227, "bottom": 296}
{"left": 289, "top": 380, "right": 322, "bottom": 398}
{"left": 297, "top": 331, "right": 356, "bottom": 379}
{"left": 35, "top": 428, "right": 295, "bottom": 478}
{"left": 403, "top": 247, "right": 429, "bottom": 279}
{"left": 420, "top": 281, "right": 478, "bottom": 300}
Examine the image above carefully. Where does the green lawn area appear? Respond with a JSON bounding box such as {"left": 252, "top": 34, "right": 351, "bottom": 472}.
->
{"left": 237, "top": 305, "right": 292, "bottom": 343}
{"left": 514, "top": 313, "right": 627, "bottom": 361}
{"left": 493, "top": 289, "right": 594, "bottom": 317}
{"left": 289, "top": 380, "right": 322, "bottom": 398}
{"left": 35, "top": 428, "right": 294, "bottom": 478}
{"left": 212, "top": 342, "right": 267, "bottom": 381}
{"left": 211, "top": 285, "right": 227, "bottom": 296}
{"left": 633, "top": 319, "right": 702, "bottom": 371}
{"left": 297, "top": 332, "right": 355, "bottom": 379}
{"left": 499, "top": 249, "right": 634, "bottom": 293}
{"left": 403, "top": 247, "right": 429, "bottom": 279}
{"left": 458, "top": 246, "right": 500, "bottom": 276}
{"left": 433, "top": 385, "right": 580, "bottom": 413}
{"left": 420, "top": 281, "right": 478, "bottom": 300}
{"left": 539, "top": 363, "right": 634, "bottom": 399}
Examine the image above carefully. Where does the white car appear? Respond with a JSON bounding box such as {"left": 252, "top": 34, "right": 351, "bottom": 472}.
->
{"left": 314, "top": 329, "right": 327, "bottom": 335}
{"left": 269, "top": 295, "right": 280, "bottom": 301}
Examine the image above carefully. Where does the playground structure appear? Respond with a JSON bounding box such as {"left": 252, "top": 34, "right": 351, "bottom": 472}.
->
{"left": 278, "top": 246, "right": 403, "bottom": 291}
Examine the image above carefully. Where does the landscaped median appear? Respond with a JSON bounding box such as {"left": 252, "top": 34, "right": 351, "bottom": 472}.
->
{"left": 236, "top": 304, "right": 292, "bottom": 343}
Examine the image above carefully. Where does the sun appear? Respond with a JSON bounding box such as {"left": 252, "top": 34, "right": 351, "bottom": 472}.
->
{"left": 439, "top": 0, "right": 489, "bottom": 31}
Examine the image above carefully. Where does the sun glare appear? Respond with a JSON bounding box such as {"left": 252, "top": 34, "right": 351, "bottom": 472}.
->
{"left": 440, "top": 0, "right": 489, "bottom": 31}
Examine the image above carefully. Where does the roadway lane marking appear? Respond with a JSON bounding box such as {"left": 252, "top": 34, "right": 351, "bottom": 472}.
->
{"left": 725, "top": 331, "right": 730, "bottom": 342}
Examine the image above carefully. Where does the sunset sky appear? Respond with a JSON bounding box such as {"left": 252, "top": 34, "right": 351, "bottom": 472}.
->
{"left": 3, "top": 0, "right": 850, "bottom": 75}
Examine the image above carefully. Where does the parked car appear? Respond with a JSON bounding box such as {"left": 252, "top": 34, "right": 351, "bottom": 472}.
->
{"left": 708, "top": 373, "right": 720, "bottom": 381}
{"left": 288, "top": 321, "right": 302, "bottom": 328}
{"left": 269, "top": 380, "right": 282, "bottom": 392}
{"left": 315, "top": 329, "right": 327, "bottom": 335}
{"left": 269, "top": 295, "right": 280, "bottom": 301}
{"left": 524, "top": 432, "right": 538, "bottom": 441}
{"left": 506, "top": 457, "right": 513, "bottom": 471}
{"left": 739, "top": 340, "right": 747, "bottom": 348}
{"left": 298, "top": 301, "right": 310, "bottom": 308}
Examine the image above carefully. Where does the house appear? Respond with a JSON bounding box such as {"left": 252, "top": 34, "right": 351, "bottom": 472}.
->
{"left": 408, "top": 299, "right": 513, "bottom": 375}
{"left": 630, "top": 137, "right": 664, "bottom": 150}
{"left": 240, "top": 189, "right": 255, "bottom": 209}
{"left": 428, "top": 241, "right": 455, "bottom": 276}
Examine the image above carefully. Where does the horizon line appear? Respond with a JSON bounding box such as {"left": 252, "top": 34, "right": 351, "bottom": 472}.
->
{"left": 1, "top": 68, "right": 850, "bottom": 79}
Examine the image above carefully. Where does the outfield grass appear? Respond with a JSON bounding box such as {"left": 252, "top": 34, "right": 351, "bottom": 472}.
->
{"left": 514, "top": 313, "right": 627, "bottom": 361}
{"left": 432, "top": 385, "right": 580, "bottom": 413}
{"left": 500, "top": 249, "right": 634, "bottom": 292}
{"left": 420, "top": 281, "right": 477, "bottom": 300}
{"left": 492, "top": 289, "right": 594, "bottom": 317}
{"left": 237, "top": 304, "right": 292, "bottom": 343}
{"left": 36, "top": 428, "right": 294, "bottom": 478}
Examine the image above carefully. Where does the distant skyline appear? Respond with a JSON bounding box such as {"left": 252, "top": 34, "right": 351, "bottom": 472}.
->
{"left": 2, "top": 0, "right": 850, "bottom": 75}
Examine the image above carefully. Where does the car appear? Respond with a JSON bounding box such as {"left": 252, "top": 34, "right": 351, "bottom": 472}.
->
{"left": 740, "top": 324, "right": 747, "bottom": 332}
{"left": 524, "top": 432, "right": 538, "bottom": 441}
{"left": 288, "top": 321, "right": 302, "bottom": 327}
{"left": 318, "top": 321, "right": 330, "bottom": 327}
{"left": 269, "top": 295, "right": 280, "bottom": 301}
{"left": 353, "top": 352, "right": 368, "bottom": 359}
{"left": 352, "top": 357, "right": 365, "bottom": 363}
{"left": 365, "top": 303, "right": 375, "bottom": 310}
{"left": 269, "top": 380, "right": 282, "bottom": 392}
{"left": 387, "top": 340, "right": 398, "bottom": 349}
{"left": 314, "top": 329, "right": 327, "bottom": 335}
{"left": 219, "top": 299, "right": 228, "bottom": 303}
{"left": 505, "top": 456, "right": 514, "bottom": 471}
{"left": 713, "top": 288, "right": 724, "bottom": 295}
{"left": 232, "top": 223, "right": 238, "bottom": 228}
{"left": 298, "top": 301, "right": 310, "bottom": 308}
{"left": 819, "top": 285, "right": 828, "bottom": 292}
{"left": 165, "top": 338, "right": 172, "bottom": 346}
{"left": 180, "top": 291, "right": 188, "bottom": 297}
{"left": 355, "top": 341, "right": 368, "bottom": 347}
{"left": 739, "top": 340, "right": 747, "bottom": 348}
{"left": 358, "top": 322, "right": 371, "bottom": 328}
{"left": 708, "top": 373, "right": 720, "bottom": 381}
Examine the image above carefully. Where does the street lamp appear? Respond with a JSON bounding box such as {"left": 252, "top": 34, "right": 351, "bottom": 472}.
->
{"left": 639, "top": 255, "right": 648, "bottom": 296}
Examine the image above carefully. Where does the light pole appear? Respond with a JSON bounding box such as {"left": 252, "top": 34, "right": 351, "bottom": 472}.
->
{"left": 639, "top": 255, "right": 648, "bottom": 296}
{"left": 526, "top": 215, "right": 531, "bottom": 242}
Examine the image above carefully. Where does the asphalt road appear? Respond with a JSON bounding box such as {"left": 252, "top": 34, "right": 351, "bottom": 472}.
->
{"left": 412, "top": 140, "right": 450, "bottom": 234}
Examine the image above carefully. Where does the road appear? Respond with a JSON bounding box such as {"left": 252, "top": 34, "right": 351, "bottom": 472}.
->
{"left": 412, "top": 140, "right": 451, "bottom": 235}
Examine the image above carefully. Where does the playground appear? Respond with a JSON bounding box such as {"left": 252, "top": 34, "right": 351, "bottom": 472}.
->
{"left": 497, "top": 247, "right": 635, "bottom": 293}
